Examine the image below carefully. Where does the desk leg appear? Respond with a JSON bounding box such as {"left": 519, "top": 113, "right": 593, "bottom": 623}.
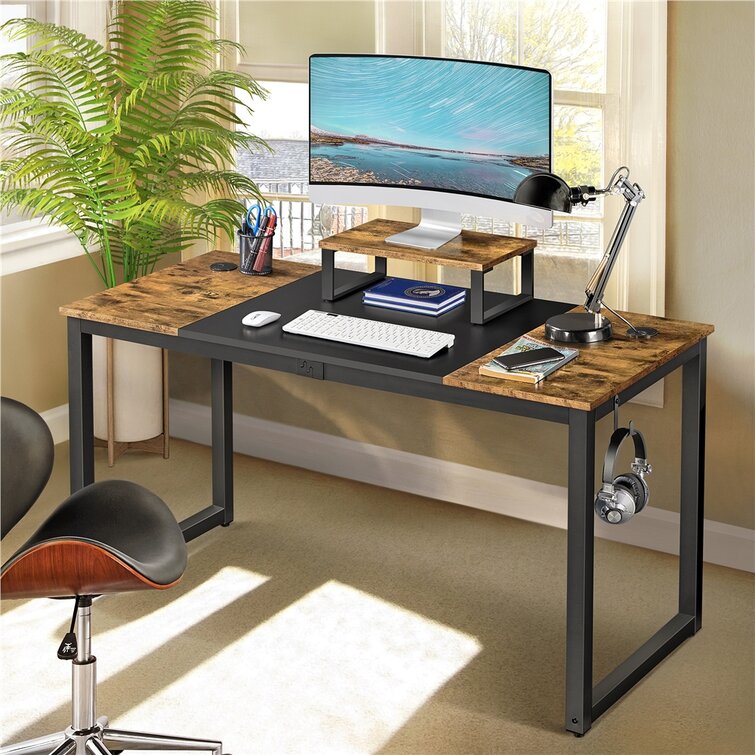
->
{"left": 180, "top": 359, "right": 233, "bottom": 541}
{"left": 68, "top": 318, "right": 94, "bottom": 494}
{"left": 565, "top": 408, "right": 596, "bottom": 736}
{"left": 212, "top": 359, "right": 234, "bottom": 526}
{"left": 679, "top": 340, "right": 706, "bottom": 630}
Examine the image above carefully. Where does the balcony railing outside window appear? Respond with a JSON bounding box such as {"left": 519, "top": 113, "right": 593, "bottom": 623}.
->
{"left": 247, "top": 180, "right": 368, "bottom": 269}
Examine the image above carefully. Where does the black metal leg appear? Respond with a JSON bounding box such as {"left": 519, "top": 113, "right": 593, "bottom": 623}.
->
{"left": 521, "top": 250, "right": 534, "bottom": 297}
{"left": 469, "top": 264, "right": 534, "bottom": 325}
{"left": 67, "top": 317, "right": 94, "bottom": 493}
{"left": 470, "top": 270, "right": 485, "bottom": 324}
{"left": 178, "top": 359, "right": 233, "bottom": 541}
{"left": 569, "top": 344, "right": 709, "bottom": 733}
{"left": 322, "top": 248, "right": 335, "bottom": 300}
{"left": 565, "top": 408, "right": 595, "bottom": 736}
{"left": 679, "top": 340, "right": 706, "bottom": 630}
{"left": 212, "top": 359, "right": 234, "bottom": 526}
{"left": 321, "top": 248, "right": 386, "bottom": 301}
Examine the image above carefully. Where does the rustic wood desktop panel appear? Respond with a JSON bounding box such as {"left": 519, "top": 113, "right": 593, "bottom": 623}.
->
{"left": 443, "top": 308, "right": 714, "bottom": 410}
{"left": 59, "top": 252, "right": 311, "bottom": 335}
{"left": 320, "top": 218, "right": 536, "bottom": 271}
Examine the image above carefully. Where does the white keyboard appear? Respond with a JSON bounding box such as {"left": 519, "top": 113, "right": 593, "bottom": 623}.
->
{"left": 282, "top": 310, "right": 454, "bottom": 358}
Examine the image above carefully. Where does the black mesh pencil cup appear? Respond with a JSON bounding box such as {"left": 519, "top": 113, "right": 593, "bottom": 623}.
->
{"left": 238, "top": 227, "right": 274, "bottom": 276}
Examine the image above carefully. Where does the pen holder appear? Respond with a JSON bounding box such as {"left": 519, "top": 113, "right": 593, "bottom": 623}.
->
{"left": 238, "top": 228, "right": 274, "bottom": 276}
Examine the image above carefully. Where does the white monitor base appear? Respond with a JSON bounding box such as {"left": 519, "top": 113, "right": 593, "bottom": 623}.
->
{"left": 385, "top": 209, "right": 462, "bottom": 250}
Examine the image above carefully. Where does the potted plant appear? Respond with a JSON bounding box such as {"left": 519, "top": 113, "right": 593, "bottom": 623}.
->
{"left": 0, "top": 0, "right": 267, "bottom": 460}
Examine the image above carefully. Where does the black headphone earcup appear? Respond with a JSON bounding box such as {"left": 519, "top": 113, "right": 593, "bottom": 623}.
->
{"left": 614, "top": 473, "right": 649, "bottom": 514}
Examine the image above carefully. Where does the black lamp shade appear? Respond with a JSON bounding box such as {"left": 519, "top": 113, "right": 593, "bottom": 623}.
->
{"left": 513, "top": 172, "right": 574, "bottom": 213}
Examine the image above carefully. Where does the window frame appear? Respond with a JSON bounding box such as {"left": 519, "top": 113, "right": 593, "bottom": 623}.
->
{"left": 0, "top": 0, "right": 111, "bottom": 277}
{"left": 423, "top": 0, "right": 666, "bottom": 319}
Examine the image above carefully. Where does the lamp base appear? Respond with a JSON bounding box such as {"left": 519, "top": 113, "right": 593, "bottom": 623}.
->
{"left": 627, "top": 326, "right": 658, "bottom": 339}
{"left": 545, "top": 312, "right": 613, "bottom": 343}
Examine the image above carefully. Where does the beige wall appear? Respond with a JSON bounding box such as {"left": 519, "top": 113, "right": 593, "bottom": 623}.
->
{"left": 238, "top": 1, "right": 376, "bottom": 69}
{"left": 1, "top": 255, "right": 103, "bottom": 412}
{"left": 173, "top": 0, "right": 755, "bottom": 531}
{"left": 664, "top": 0, "right": 754, "bottom": 527}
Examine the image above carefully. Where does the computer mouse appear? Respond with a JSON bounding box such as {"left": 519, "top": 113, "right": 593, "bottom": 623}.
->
{"left": 242, "top": 311, "right": 281, "bottom": 327}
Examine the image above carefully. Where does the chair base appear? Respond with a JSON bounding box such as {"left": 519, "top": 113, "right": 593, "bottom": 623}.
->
{"left": 0, "top": 718, "right": 222, "bottom": 755}
{"left": 1, "top": 602, "right": 223, "bottom": 755}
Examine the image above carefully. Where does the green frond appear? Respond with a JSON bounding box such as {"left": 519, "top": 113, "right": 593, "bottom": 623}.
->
{"left": 1, "top": 2, "right": 267, "bottom": 285}
{"left": 1, "top": 19, "right": 114, "bottom": 85}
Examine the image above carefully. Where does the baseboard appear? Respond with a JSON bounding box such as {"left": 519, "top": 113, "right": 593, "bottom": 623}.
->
{"left": 42, "top": 399, "right": 754, "bottom": 572}
{"left": 169, "top": 399, "right": 754, "bottom": 573}
{"left": 40, "top": 403, "right": 70, "bottom": 446}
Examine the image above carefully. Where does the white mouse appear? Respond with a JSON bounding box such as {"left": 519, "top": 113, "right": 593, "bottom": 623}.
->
{"left": 242, "top": 311, "right": 281, "bottom": 328}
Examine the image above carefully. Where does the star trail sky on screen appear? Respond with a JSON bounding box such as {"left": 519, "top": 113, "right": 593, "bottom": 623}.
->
{"left": 310, "top": 56, "right": 550, "bottom": 157}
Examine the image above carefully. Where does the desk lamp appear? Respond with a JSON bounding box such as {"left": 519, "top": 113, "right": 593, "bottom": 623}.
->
{"left": 514, "top": 167, "right": 657, "bottom": 342}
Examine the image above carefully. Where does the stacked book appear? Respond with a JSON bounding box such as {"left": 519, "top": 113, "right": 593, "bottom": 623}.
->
{"left": 479, "top": 335, "right": 579, "bottom": 384}
{"left": 363, "top": 277, "right": 466, "bottom": 316}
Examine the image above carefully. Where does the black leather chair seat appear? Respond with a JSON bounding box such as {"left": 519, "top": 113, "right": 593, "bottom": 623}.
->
{"left": 2, "top": 480, "right": 187, "bottom": 588}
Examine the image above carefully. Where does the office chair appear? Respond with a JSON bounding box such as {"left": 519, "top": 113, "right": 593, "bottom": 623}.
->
{"left": 0, "top": 397, "right": 223, "bottom": 755}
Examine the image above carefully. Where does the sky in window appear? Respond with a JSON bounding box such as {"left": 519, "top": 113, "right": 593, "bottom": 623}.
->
{"left": 310, "top": 56, "right": 550, "bottom": 157}
{"left": 237, "top": 81, "right": 309, "bottom": 141}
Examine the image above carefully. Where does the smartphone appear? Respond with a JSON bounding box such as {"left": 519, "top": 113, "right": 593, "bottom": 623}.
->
{"left": 493, "top": 347, "right": 565, "bottom": 371}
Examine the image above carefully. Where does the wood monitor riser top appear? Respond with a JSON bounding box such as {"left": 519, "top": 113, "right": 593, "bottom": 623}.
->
{"left": 319, "top": 218, "right": 535, "bottom": 271}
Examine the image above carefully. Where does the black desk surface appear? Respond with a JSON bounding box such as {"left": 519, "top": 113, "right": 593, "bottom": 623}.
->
{"left": 181, "top": 269, "right": 572, "bottom": 384}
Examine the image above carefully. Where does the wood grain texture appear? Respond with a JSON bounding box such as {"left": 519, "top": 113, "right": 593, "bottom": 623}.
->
{"left": 59, "top": 252, "right": 312, "bottom": 335}
{"left": 443, "top": 309, "right": 714, "bottom": 411}
{"left": 320, "top": 218, "right": 536, "bottom": 271}
{"left": 0, "top": 540, "right": 181, "bottom": 599}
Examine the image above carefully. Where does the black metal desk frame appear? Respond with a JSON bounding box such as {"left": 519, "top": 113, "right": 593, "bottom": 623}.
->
{"left": 66, "top": 312, "right": 706, "bottom": 737}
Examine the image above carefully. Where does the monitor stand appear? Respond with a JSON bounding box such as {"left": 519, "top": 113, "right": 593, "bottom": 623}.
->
{"left": 385, "top": 209, "right": 462, "bottom": 250}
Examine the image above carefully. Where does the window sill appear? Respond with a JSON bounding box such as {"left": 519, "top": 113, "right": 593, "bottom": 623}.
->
{"left": 0, "top": 221, "right": 84, "bottom": 276}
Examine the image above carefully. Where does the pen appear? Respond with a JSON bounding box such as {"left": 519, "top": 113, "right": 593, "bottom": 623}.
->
{"left": 253, "top": 213, "right": 277, "bottom": 272}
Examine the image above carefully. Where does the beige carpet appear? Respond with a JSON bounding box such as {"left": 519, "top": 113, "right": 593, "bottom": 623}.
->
{"left": 1, "top": 440, "right": 753, "bottom": 754}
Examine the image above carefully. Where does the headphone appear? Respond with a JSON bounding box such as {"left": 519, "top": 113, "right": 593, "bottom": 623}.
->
{"left": 595, "top": 422, "right": 652, "bottom": 525}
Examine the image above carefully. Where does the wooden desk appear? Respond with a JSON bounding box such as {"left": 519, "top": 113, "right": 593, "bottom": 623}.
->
{"left": 61, "top": 246, "right": 712, "bottom": 737}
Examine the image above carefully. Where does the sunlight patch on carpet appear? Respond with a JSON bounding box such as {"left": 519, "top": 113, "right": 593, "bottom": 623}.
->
{"left": 1, "top": 567, "right": 268, "bottom": 741}
{"left": 114, "top": 580, "right": 482, "bottom": 754}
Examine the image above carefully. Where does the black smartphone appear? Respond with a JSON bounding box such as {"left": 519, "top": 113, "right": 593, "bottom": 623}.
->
{"left": 493, "top": 347, "right": 565, "bottom": 371}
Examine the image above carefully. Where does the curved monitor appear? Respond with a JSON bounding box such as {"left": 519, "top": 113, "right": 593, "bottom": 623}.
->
{"left": 309, "top": 54, "right": 553, "bottom": 248}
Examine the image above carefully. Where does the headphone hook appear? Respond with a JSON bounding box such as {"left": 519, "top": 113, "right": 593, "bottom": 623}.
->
{"left": 613, "top": 396, "right": 620, "bottom": 432}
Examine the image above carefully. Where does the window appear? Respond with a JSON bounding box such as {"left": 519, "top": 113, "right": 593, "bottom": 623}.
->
{"left": 412, "top": 0, "right": 666, "bottom": 325}
{"left": 436, "top": 0, "right": 611, "bottom": 302}
{"left": 235, "top": 81, "right": 369, "bottom": 270}
{"left": 1, "top": 3, "right": 45, "bottom": 228}
{"left": 0, "top": 0, "right": 110, "bottom": 275}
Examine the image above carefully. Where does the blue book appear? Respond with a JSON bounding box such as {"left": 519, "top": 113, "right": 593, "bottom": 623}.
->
{"left": 363, "top": 277, "right": 466, "bottom": 311}
{"left": 364, "top": 297, "right": 465, "bottom": 317}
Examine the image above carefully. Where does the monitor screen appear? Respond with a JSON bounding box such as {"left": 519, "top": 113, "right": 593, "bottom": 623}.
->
{"left": 309, "top": 55, "right": 551, "bottom": 205}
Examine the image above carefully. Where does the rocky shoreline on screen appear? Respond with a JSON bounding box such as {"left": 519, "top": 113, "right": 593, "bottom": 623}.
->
{"left": 310, "top": 157, "right": 421, "bottom": 186}
{"left": 311, "top": 129, "right": 548, "bottom": 172}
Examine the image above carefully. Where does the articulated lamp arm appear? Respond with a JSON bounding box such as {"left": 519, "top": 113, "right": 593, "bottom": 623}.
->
{"left": 513, "top": 165, "right": 654, "bottom": 341}
{"left": 583, "top": 170, "right": 646, "bottom": 315}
